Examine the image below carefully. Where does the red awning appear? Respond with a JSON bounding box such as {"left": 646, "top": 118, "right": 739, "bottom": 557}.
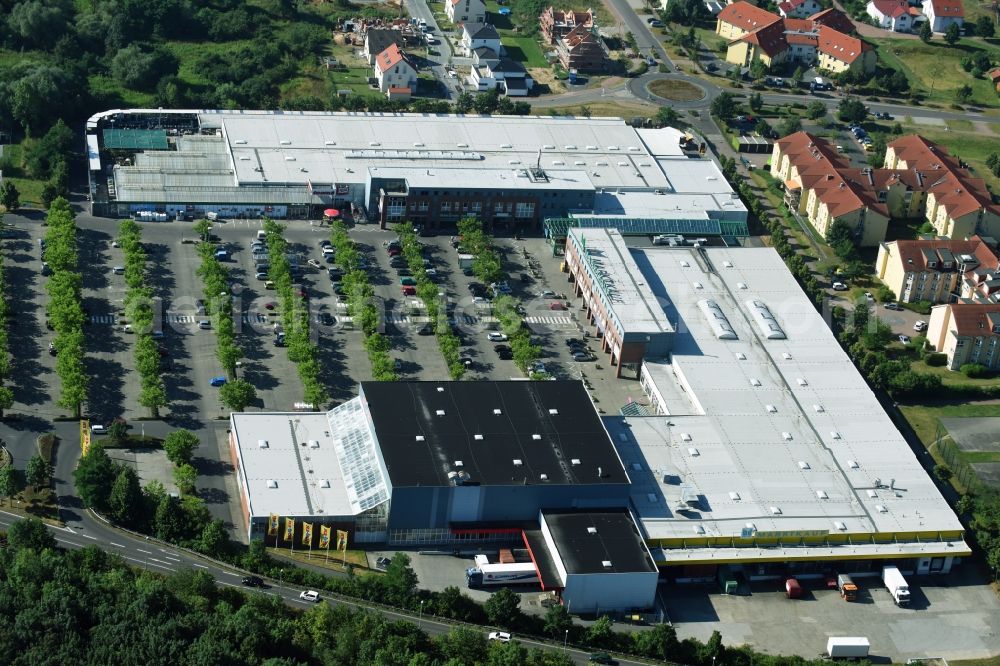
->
{"left": 323, "top": 208, "right": 340, "bottom": 218}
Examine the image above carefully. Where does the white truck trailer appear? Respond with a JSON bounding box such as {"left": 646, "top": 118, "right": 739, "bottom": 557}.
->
{"left": 826, "top": 637, "right": 870, "bottom": 659}
{"left": 466, "top": 554, "right": 539, "bottom": 588}
{"left": 882, "top": 565, "right": 911, "bottom": 606}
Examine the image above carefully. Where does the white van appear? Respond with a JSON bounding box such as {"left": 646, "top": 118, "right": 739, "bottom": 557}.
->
{"left": 257, "top": 230, "right": 267, "bottom": 240}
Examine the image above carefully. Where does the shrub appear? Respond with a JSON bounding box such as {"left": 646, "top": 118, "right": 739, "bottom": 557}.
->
{"left": 960, "top": 363, "right": 990, "bottom": 378}
{"left": 925, "top": 353, "right": 948, "bottom": 367}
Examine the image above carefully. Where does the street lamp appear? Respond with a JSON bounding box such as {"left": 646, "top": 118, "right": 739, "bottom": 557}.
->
{"left": 563, "top": 629, "right": 569, "bottom": 651}
{"left": 419, "top": 600, "right": 424, "bottom": 621}
{"left": 279, "top": 568, "right": 284, "bottom": 588}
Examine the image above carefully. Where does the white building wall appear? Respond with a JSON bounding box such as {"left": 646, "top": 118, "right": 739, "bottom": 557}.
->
{"left": 562, "top": 571, "right": 659, "bottom": 613}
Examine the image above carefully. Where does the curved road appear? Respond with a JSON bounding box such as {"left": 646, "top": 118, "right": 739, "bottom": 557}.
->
{"left": 0, "top": 421, "right": 651, "bottom": 666}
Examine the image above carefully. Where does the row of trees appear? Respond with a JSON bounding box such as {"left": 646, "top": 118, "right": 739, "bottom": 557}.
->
{"left": 118, "top": 219, "right": 167, "bottom": 417}
{"left": 43, "top": 198, "right": 88, "bottom": 417}
{"left": 395, "top": 223, "right": 466, "bottom": 379}
{"left": 0, "top": 219, "right": 13, "bottom": 417}
{"left": 164, "top": 428, "right": 200, "bottom": 496}
{"left": 330, "top": 220, "right": 397, "bottom": 381}
{"left": 262, "top": 219, "right": 327, "bottom": 407}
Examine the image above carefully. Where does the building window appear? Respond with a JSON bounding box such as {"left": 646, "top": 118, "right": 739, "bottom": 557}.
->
{"left": 418, "top": 201, "right": 429, "bottom": 212}
{"left": 470, "top": 202, "right": 482, "bottom": 214}
{"left": 515, "top": 202, "right": 535, "bottom": 218}
{"left": 441, "top": 201, "right": 452, "bottom": 212}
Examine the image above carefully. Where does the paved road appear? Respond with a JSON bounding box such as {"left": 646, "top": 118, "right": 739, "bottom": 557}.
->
{"left": 403, "top": 0, "right": 461, "bottom": 100}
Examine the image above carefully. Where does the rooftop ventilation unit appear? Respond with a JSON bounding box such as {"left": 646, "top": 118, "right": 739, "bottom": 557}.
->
{"left": 320, "top": 479, "right": 331, "bottom": 488}
{"left": 501, "top": 143, "right": 512, "bottom": 149}
{"left": 309, "top": 440, "right": 319, "bottom": 449}
{"left": 766, "top": 405, "right": 777, "bottom": 413}
{"left": 783, "top": 352, "right": 792, "bottom": 360}
{"left": 602, "top": 560, "right": 613, "bottom": 569}
{"left": 867, "top": 489, "right": 878, "bottom": 498}
{"left": 723, "top": 261, "right": 733, "bottom": 268}
{"left": 549, "top": 408, "right": 558, "bottom": 415}
{"left": 532, "top": 434, "right": 542, "bottom": 440}
{"left": 770, "top": 506, "right": 781, "bottom": 515}
{"left": 745, "top": 300, "right": 786, "bottom": 339}
{"left": 513, "top": 459, "right": 523, "bottom": 466}
{"left": 436, "top": 386, "right": 445, "bottom": 392}
{"left": 258, "top": 439, "right": 269, "bottom": 449}
{"left": 631, "top": 462, "right": 642, "bottom": 471}
{"left": 266, "top": 480, "right": 278, "bottom": 489}
{"left": 234, "top": 139, "right": 247, "bottom": 144}
{"left": 729, "top": 491, "right": 741, "bottom": 501}
{"left": 798, "top": 461, "right": 810, "bottom": 470}
{"left": 688, "top": 447, "right": 700, "bottom": 456}
{"left": 435, "top": 409, "right": 445, "bottom": 416}
{"left": 782, "top": 432, "right": 792, "bottom": 440}
{"left": 816, "top": 490, "right": 829, "bottom": 499}
{"left": 493, "top": 409, "right": 502, "bottom": 415}
{"left": 571, "top": 458, "right": 581, "bottom": 466}
{"left": 876, "top": 504, "right": 888, "bottom": 513}
{"left": 831, "top": 431, "right": 841, "bottom": 440}
{"left": 565, "top": 144, "right": 577, "bottom": 150}
{"left": 848, "top": 460, "right": 859, "bottom": 469}
{"left": 454, "top": 460, "right": 464, "bottom": 467}
{"left": 736, "top": 352, "right": 746, "bottom": 360}
{"left": 694, "top": 525, "right": 706, "bottom": 534}
{"left": 474, "top": 434, "right": 484, "bottom": 440}
{"left": 540, "top": 473, "right": 548, "bottom": 481}
{"left": 737, "top": 282, "right": 747, "bottom": 289}
{"left": 814, "top": 404, "right": 825, "bottom": 413}
{"left": 587, "top": 526, "right": 598, "bottom": 535}
{"left": 680, "top": 260, "right": 690, "bottom": 267}
{"left": 617, "top": 433, "right": 627, "bottom": 442}
{"left": 833, "top": 521, "right": 846, "bottom": 531}
{"left": 797, "top": 378, "right": 808, "bottom": 386}
{"left": 697, "top": 299, "right": 738, "bottom": 340}
{"left": 415, "top": 435, "right": 425, "bottom": 442}
{"left": 693, "top": 282, "right": 703, "bottom": 289}
{"left": 279, "top": 140, "right": 291, "bottom": 145}
{"left": 681, "top": 433, "right": 692, "bottom": 442}
{"left": 648, "top": 493, "right": 658, "bottom": 502}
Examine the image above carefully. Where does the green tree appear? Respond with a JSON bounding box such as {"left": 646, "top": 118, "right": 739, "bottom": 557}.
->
{"left": 164, "top": 429, "right": 199, "bottom": 467}
{"left": 633, "top": 623, "right": 681, "bottom": 661}
{"left": 934, "top": 463, "right": 953, "bottom": 481}
{"left": 174, "top": 463, "right": 197, "bottom": 495}
{"left": 975, "top": 15, "right": 995, "bottom": 37}
{"left": 454, "top": 92, "right": 475, "bottom": 113}
{"left": 198, "top": 519, "right": 230, "bottom": 556}
{"left": 710, "top": 92, "right": 736, "bottom": 121}
{"left": 656, "top": 105, "right": 680, "bottom": 127}
{"left": 837, "top": 97, "right": 867, "bottom": 123}
{"left": 0, "top": 464, "right": 20, "bottom": 505}
{"left": 25, "top": 454, "right": 49, "bottom": 488}
{"left": 194, "top": 218, "right": 212, "bottom": 241}
{"left": 73, "top": 445, "right": 117, "bottom": 511}
{"left": 219, "top": 379, "right": 257, "bottom": 411}
{"left": 108, "top": 466, "right": 143, "bottom": 526}
{"left": 154, "top": 494, "right": 187, "bottom": 542}
{"left": 0, "top": 181, "right": 20, "bottom": 212}
{"left": 776, "top": 116, "right": 802, "bottom": 137}
{"left": 826, "top": 219, "right": 856, "bottom": 258}
{"left": 383, "top": 552, "right": 419, "bottom": 604}
{"left": 585, "top": 616, "right": 616, "bottom": 648}
{"left": 748, "top": 57, "right": 768, "bottom": 81}
{"left": 748, "top": 92, "right": 763, "bottom": 113}
{"left": 806, "top": 100, "right": 827, "bottom": 120}
{"left": 944, "top": 22, "right": 961, "bottom": 45}
{"left": 7, "top": 517, "right": 56, "bottom": 551}
{"left": 484, "top": 587, "right": 522, "bottom": 629}
{"left": 107, "top": 418, "right": 128, "bottom": 446}
{"left": 139, "top": 375, "right": 168, "bottom": 418}
{"left": 542, "top": 604, "right": 572, "bottom": 638}
{"left": 919, "top": 21, "right": 932, "bottom": 43}
{"left": 955, "top": 84, "right": 973, "bottom": 104}
{"left": 0, "top": 386, "right": 15, "bottom": 418}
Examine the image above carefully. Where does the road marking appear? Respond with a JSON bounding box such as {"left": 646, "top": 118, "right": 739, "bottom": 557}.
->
{"left": 219, "top": 581, "right": 242, "bottom": 588}
{"left": 81, "top": 533, "right": 97, "bottom": 540}
{"left": 126, "top": 556, "right": 175, "bottom": 572}
{"left": 524, "top": 316, "right": 575, "bottom": 325}
{"left": 192, "top": 563, "right": 209, "bottom": 569}
{"left": 110, "top": 542, "right": 125, "bottom": 548}
{"left": 137, "top": 549, "right": 152, "bottom": 554}
{"left": 221, "top": 571, "right": 242, "bottom": 577}
{"left": 90, "top": 315, "right": 116, "bottom": 324}
{"left": 242, "top": 313, "right": 267, "bottom": 324}
{"left": 163, "top": 555, "right": 181, "bottom": 562}
{"left": 55, "top": 538, "right": 86, "bottom": 548}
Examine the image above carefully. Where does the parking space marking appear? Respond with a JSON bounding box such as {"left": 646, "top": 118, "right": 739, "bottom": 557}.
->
{"left": 243, "top": 313, "right": 267, "bottom": 324}
{"left": 90, "top": 315, "right": 117, "bottom": 324}
{"left": 166, "top": 314, "right": 196, "bottom": 323}
{"left": 524, "top": 316, "right": 575, "bottom": 325}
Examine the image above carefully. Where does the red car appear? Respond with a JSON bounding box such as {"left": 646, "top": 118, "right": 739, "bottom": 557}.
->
{"left": 785, "top": 578, "right": 803, "bottom": 599}
{"left": 388, "top": 247, "right": 401, "bottom": 257}
{"left": 549, "top": 302, "right": 567, "bottom": 310}
{"left": 402, "top": 285, "right": 416, "bottom": 296}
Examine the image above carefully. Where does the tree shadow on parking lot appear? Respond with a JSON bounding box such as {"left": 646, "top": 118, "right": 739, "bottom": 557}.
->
{"left": 83, "top": 357, "right": 127, "bottom": 422}
{"left": 193, "top": 454, "right": 233, "bottom": 477}
{"left": 77, "top": 227, "right": 113, "bottom": 291}
{"left": 4, "top": 265, "right": 50, "bottom": 406}
{"left": 145, "top": 242, "right": 176, "bottom": 299}
{"left": 316, "top": 334, "right": 353, "bottom": 403}
{"left": 197, "top": 486, "right": 231, "bottom": 507}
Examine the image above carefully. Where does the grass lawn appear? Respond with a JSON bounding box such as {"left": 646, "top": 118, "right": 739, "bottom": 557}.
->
{"left": 874, "top": 37, "right": 1000, "bottom": 109}
{"left": 534, "top": 100, "right": 657, "bottom": 118}
{"left": 910, "top": 360, "right": 1000, "bottom": 388}
{"left": 896, "top": 122, "right": 1000, "bottom": 191}
{"left": 648, "top": 78, "right": 704, "bottom": 101}
{"left": 0, "top": 142, "right": 46, "bottom": 208}
{"left": 501, "top": 35, "right": 549, "bottom": 69}
{"left": 268, "top": 546, "right": 372, "bottom": 571}
{"left": 691, "top": 26, "right": 727, "bottom": 55}
{"left": 899, "top": 402, "right": 1000, "bottom": 450}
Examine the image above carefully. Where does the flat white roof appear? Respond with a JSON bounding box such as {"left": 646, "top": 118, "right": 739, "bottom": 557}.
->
{"left": 231, "top": 412, "right": 355, "bottom": 519}
{"left": 367, "top": 166, "right": 595, "bottom": 191}
{"left": 586, "top": 190, "right": 746, "bottom": 220}
{"left": 567, "top": 227, "right": 674, "bottom": 336}
{"left": 605, "top": 246, "right": 964, "bottom": 553}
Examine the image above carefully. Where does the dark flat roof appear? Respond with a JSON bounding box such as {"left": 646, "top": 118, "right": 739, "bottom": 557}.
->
{"left": 542, "top": 510, "right": 657, "bottom": 575}
{"left": 361, "top": 381, "right": 627, "bottom": 488}
{"left": 524, "top": 528, "right": 564, "bottom": 589}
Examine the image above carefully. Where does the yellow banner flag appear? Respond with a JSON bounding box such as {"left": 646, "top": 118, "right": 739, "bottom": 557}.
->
{"left": 319, "top": 525, "right": 331, "bottom": 549}
{"left": 284, "top": 517, "right": 295, "bottom": 541}
{"left": 268, "top": 514, "right": 279, "bottom": 537}
{"left": 81, "top": 420, "right": 91, "bottom": 455}
{"left": 336, "top": 529, "right": 349, "bottom": 551}
{"left": 301, "top": 522, "right": 313, "bottom": 546}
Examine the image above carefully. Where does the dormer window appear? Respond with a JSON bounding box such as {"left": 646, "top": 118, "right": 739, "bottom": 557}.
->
{"left": 928, "top": 261, "right": 938, "bottom": 268}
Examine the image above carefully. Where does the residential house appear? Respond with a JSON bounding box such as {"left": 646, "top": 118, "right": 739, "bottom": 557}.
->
{"left": 866, "top": 0, "right": 918, "bottom": 31}
{"left": 961, "top": 241, "right": 1000, "bottom": 302}
{"left": 373, "top": 44, "right": 418, "bottom": 98}
{"left": 471, "top": 46, "right": 501, "bottom": 68}
{"left": 364, "top": 29, "right": 405, "bottom": 65}
{"left": 927, "top": 303, "right": 1000, "bottom": 370}
{"left": 885, "top": 135, "right": 1000, "bottom": 239}
{"left": 988, "top": 67, "right": 1000, "bottom": 92}
{"left": 923, "top": 0, "right": 964, "bottom": 32}
{"left": 719, "top": 2, "right": 873, "bottom": 74}
{"left": 778, "top": 0, "right": 821, "bottom": 19}
{"left": 772, "top": 131, "right": 1000, "bottom": 246}
{"left": 460, "top": 23, "right": 502, "bottom": 57}
{"left": 875, "top": 236, "right": 999, "bottom": 303}
{"left": 557, "top": 24, "right": 608, "bottom": 72}
{"left": 446, "top": 0, "right": 486, "bottom": 25}
{"left": 469, "top": 58, "right": 535, "bottom": 96}
{"left": 540, "top": 7, "right": 595, "bottom": 44}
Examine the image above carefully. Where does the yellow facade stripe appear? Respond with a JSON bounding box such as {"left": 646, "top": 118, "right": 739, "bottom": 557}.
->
{"left": 650, "top": 530, "right": 965, "bottom": 550}
{"left": 656, "top": 547, "right": 973, "bottom": 567}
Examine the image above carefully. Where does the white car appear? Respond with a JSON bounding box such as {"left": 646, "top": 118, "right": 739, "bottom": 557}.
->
{"left": 322, "top": 246, "right": 335, "bottom": 256}
{"left": 307, "top": 259, "right": 321, "bottom": 269}
{"left": 299, "top": 590, "right": 320, "bottom": 603}
{"left": 488, "top": 631, "right": 511, "bottom": 642}
{"left": 91, "top": 424, "right": 108, "bottom": 435}
{"left": 831, "top": 282, "right": 848, "bottom": 291}
{"left": 539, "top": 290, "right": 557, "bottom": 299}
{"left": 487, "top": 332, "right": 508, "bottom": 342}
{"left": 914, "top": 320, "right": 928, "bottom": 332}
{"left": 898, "top": 335, "right": 911, "bottom": 344}
{"left": 864, "top": 291, "right": 874, "bottom": 302}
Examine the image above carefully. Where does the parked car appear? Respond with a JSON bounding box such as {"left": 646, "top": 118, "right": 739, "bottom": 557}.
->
{"left": 488, "top": 632, "right": 511, "bottom": 642}
{"left": 209, "top": 376, "right": 227, "bottom": 387}
{"left": 884, "top": 302, "right": 902, "bottom": 311}
{"left": 319, "top": 239, "right": 332, "bottom": 247}
{"left": 255, "top": 271, "right": 268, "bottom": 280}
{"left": 376, "top": 556, "right": 392, "bottom": 569}
{"left": 549, "top": 302, "right": 567, "bottom": 310}
{"left": 402, "top": 285, "right": 416, "bottom": 296}
{"left": 831, "top": 281, "right": 848, "bottom": 291}
{"left": 299, "top": 590, "right": 320, "bottom": 603}
{"left": 914, "top": 320, "right": 928, "bottom": 332}
{"left": 898, "top": 334, "right": 911, "bottom": 344}
{"left": 539, "top": 290, "right": 557, "bottom": 299}
{"left": 91, "top": 424, "right": 107, "bottom": 435}
{"left": 487, "top": 332, "right": 508, "bottom": 342}
{"left": 572, "top": 351, "right": 594, "bottom": 361}
{"left": 495, "top": 345, "right": 513, "bottom": 359}
{"left": 400, "top": 277, "right": 417, "bottom": 286}
{"left": 307, "top": 259, "right": 321, "bottom": 269}
{"left": 265, "top": 280, "right": 275, "bottom": 289}
{"left": 864, "top": 291, "right": 874, "bottom": 302}
{"left": 198, "top": 319, "right": 211, "bottom": 329}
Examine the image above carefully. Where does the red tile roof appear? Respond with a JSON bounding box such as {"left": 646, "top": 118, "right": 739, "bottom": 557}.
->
{"left": 376, "top": 43, "right": 412, "bottom": 72}
{"left": 817, "top": 24, "right": 869, "bottom": 64}
{"left": 809, "top": 8, "right": 856, "bottom": 34}
{"left": 388, "top": 86, "right": 412, "bottom": 93}
{"left": 870, "top": 0, "right": 911, "bottom": 18}
{"left": 717, "top": 1, "right": 781, "bottom": 32}
{"left": 948, "top": 303, "right": 1000, "bottom": 338}
{"left": 988, "top": 67, "right": 1000, "bottom": 83}
{"left": 929, "top": 0, "right": 964, "bottom": 17}
{"left": 888, "top": 237, "right": 986, "bottom": 273}
{"left": 742, "top": 20, "right": 789, "bottom": 57}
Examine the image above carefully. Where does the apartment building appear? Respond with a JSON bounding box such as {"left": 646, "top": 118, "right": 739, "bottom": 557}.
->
{"left": 875, "top": 237, "right": 1000, "bottom": 303}
{"left": 927, "top": 303, "right": 1000, "bottom": 370}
